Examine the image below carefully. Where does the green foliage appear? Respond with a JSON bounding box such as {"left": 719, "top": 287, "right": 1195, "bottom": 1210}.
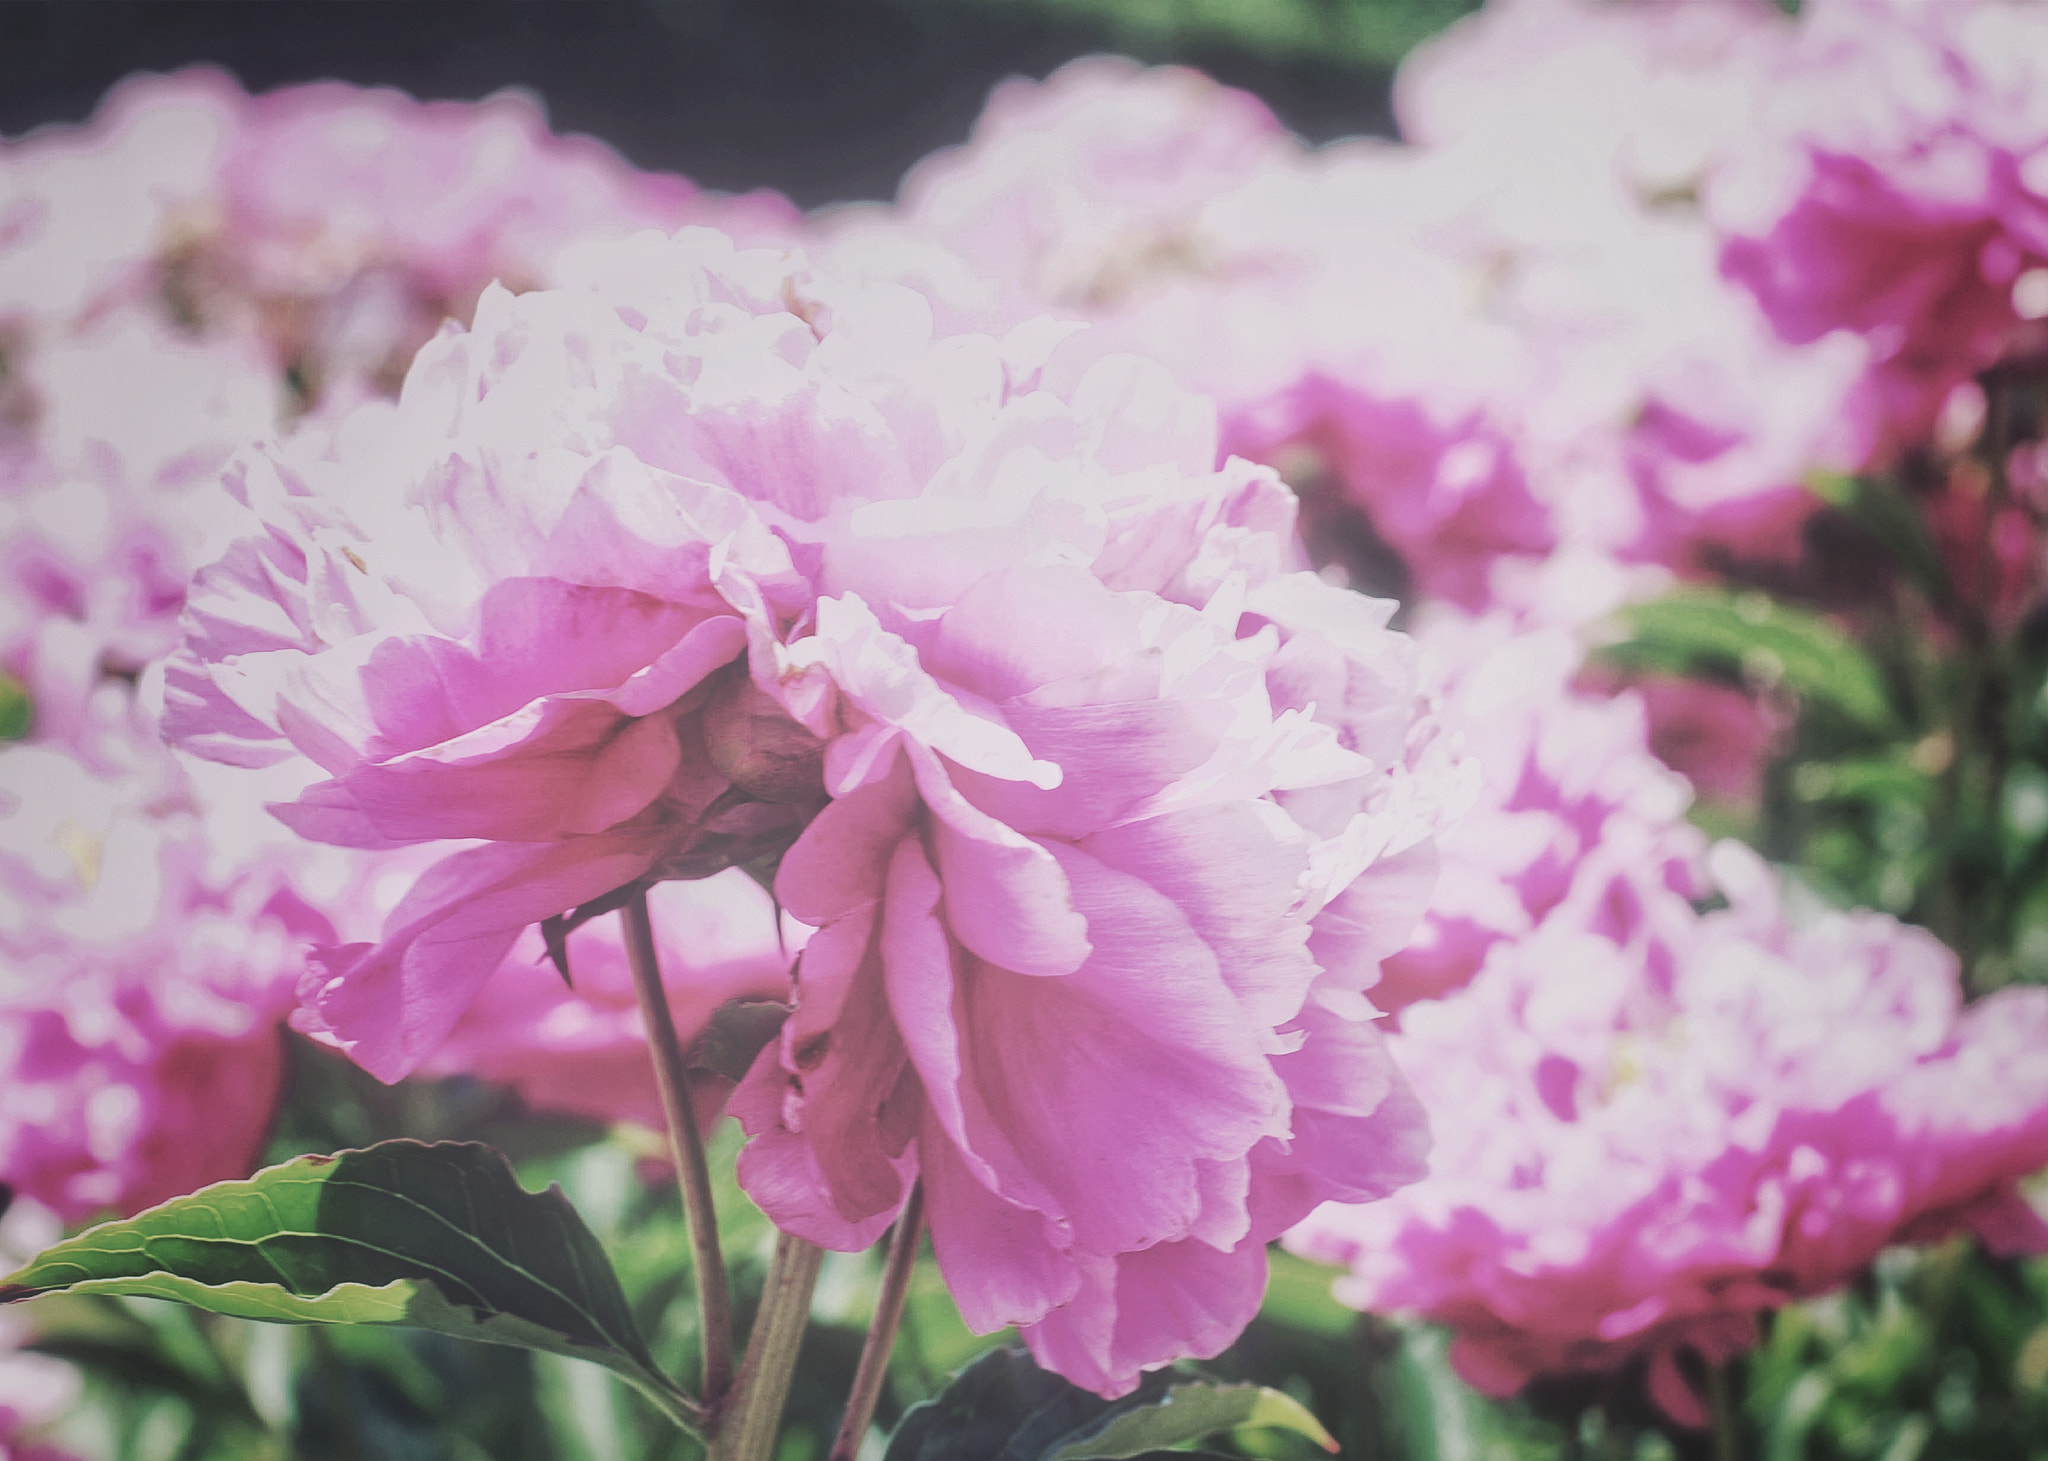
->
{"left": 882, "top": 1346, "right": 1332, "bottom": 1461}
{"left": 1, "top": 1141, "right": 699, "bottom": 1434}
{"left": 1749, "top": 1244, "right": 2048, "bottom": 1461}
{"left": 1604, "top": 587, "right": 1897, "bottom": 734}
{"left": 921, "top": 0, "right": 1481, "bottom": 71}
{"left": 0, "top": 670, "right": 30, "bottom": 740}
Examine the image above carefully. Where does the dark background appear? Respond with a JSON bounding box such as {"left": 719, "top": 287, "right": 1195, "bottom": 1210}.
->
{"left": 0, "top": 0, "right": 1403, "bottom": 208}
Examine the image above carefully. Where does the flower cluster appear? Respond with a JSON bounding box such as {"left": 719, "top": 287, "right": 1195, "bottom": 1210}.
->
{"left": 1291, "top": 840, "right": 2048, "bottom": 1423}
{"left": 0, "top": 72, "right": 797, "bottom": 1225}
{"left": 0, "top": 707, "right": 310, "bottom": 1221}
{"left": 1714, "top": 0, "right": 2048, "bottom": 458}
{"left": 821, "top": 3, "right": 1873, "bottom": 615}
{"left": 1373, "top": 615, "right": 1705, "bottom": 1015}
{"left": 9, "top": 0, "right": 2048, "bottom": 1437}
{"left": 169, "top": 227, "right": 1452, "bottom": 1392}
{"left": 0, "top": 70, "right": 795, "bottom": 413}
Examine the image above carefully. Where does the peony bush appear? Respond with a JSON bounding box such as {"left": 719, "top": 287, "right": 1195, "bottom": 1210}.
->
{"left": 3, "top": 2, "right": 2048, "bottom": 1459}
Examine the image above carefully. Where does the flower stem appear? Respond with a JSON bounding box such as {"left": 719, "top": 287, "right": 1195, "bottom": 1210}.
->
{"left": 622, "top": 888, "right": 735, "bottom": 1405}
{"left": 714, "top": 1231, "right": 826, "bottom": 1461}
{"left": 828, "top": 1183, "right": 925, "bottom": 1461}
{"left": 1707, "top": 1360, "right": 1742, "bottom": 1461}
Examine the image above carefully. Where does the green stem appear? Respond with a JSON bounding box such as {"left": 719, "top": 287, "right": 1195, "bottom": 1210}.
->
{"left": 1707, "top": 1361, "right": 1742, "bottom": 1461}
{"left": 622, "top": 889, "right": 735, "bottom": 1405}
{"left": 713, "top": 1232, "right": 826, "bottom": 1461}
{"left": 828, "top": 1184, "right": 925, "bottom": 1461}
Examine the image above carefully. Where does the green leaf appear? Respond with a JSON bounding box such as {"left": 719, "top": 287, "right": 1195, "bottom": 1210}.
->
{"left": 1260, "top": 1248, "right": 1359, "bottom": 1340}
{"left": 1048, "top": 1382, "right": 1336, "bottom": 1459}
{"left": 1808, "top": 472, "right": 1952, "bottom": 602}
{"left": 1602, "top": 588, "right": 1896, "bottom": 732}
{"left": 885, "top": 1346, "right": 1098, "bottom": 1461}
{"left": 0, "top": 1139, "right": 699, "bottom": 1433}
{"left": 883, "top": 1347, "right": 1335, "bottom": 1461}
{"left": 0, "top": 671, "right": 30, "bottom": 740}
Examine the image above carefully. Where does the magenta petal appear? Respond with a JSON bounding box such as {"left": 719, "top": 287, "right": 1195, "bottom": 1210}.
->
{"left": 1960, "top": 1185, "right": 2048, "bottom": 1259}
{"left": 924, "top": 565, "right": 1157, "bottom": 703}
{"left": 602, "top": 614, "right": 749, "bottom": 717}
{"left": 265, "top": 781, "right": 415, "bottom": 850}
{"left": 301, "top": 833, "right": 663, "bottom": 1081}
{"left": 881, "top": 835, "right": 1062, "bottom": 1214}
{"left": 1250, "top": 1006, "right": 1432, "bottom": 1239}
{"left": 331, "top": 700, "right": 680, "bottom": 842}
{"left": 908, "top": 742, "right": 1089, "bottom": 978}
{"left": 1021, "top": 1238, "right": 1268, "bottom": 1398}
{"left": 1084, "top": 804, "right": 1318, "bottom": 1032}
{"left": 949, "top": 843, "right": 1283, "bottom": 1256}
{"left": 729, "top": 1044, "right": 911, "bottom": 1252}
{"left": 1309, "top": 838, "right": 1442, "bottom": 988}
{"left": 734, "top": 883, "right": 920, "bottom": 1237}
{"left": 163, "top": 643, "right": 299, "bottom": 769}
{"left": 775, "top": 750, "right": 917, "bottom": 925}
{"left": 920, "top": 1107, "right": 1079, "bottom": 1333}
{"left": 952, "top": 699, "right": 1228, "bottom": 840}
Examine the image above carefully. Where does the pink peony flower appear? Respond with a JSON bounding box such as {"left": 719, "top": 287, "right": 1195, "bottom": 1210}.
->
{"left": 1714, "top": 0, "right": 2048, "bottom": 457}
{"left": 824, "top": 22, "right": 1871, "bottom": 611}
{"left": 171, "top": 228, "right": 1449, "bottom": 1394}
{"left": 202, "top": 75, "right": 798, "bottom": 406}
{"left": 1289, "top": 839, "right": 2048, "bottom": 1425}
{"left": 1389, "top": 0, "right": 1875, "bottom": 572}
{"left": 0, "top": 317, "right": 281, "bottom": 746}
{"left": 1, "top": 69, "right": 793, "bottom": 742}
{"left": 422, "top": 870, "right": 795, "bottom": 1131}
{"left": 1375, "top": 615, "right": 1705, "bottom": 1014}
{"left": 0, "top": 698, "right": 323, "bottom": 1221}
{"left": 820, "top": 57, "right": 1559, "bottom": 609}
{"left": 1, "top": 69, "right": 798, "bottom": 415}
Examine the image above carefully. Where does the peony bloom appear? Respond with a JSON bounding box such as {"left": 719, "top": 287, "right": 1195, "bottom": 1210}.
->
{"left": 820, "top": 56, "right": 1558, "bottom": 609}
{"left": 1, "top": 70, "right": 797, "bottom": 416}
{"left": 422, "top": 869, "right": 795, "bottom": 1131}
{"left": 198, "top": 75, "right": 797, "bottom": 407}
{"left": 1392, "top": 0, "right": 1874, "bottom": 572}
{"left": 1, "top": 69, "right": 794, "bottom": 744}
{"left": 0, "top": 695, "right": 321, "bottom": 1222}
{"left": 1713, "top": 0, "right": 2048, "bottom": 458}
{"left": 0, "top": 319, "right": 282, "bottom": 746}
{"left": 171, "top": 228, "right": 1449, "bottom": 1394}
{"left": 1374, "top": 615, "right": 1705, "bottom": 1014}
{"left": 822, "top": 20, "right": 1869, "bottom": 612}
{"left": 1289, "top": 840, "right": 2048, "bottom": 1425}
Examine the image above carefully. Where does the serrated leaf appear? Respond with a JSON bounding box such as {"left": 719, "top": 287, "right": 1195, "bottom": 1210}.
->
{"left": 0, "top": 1140, "right": 697, "bottom": 1432}
{"left": 1048, "top": 1382, "right": 1337, "bottom": 1459}
{"left": 1603, "top": 589, "right": 1895, "bottom": 732}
